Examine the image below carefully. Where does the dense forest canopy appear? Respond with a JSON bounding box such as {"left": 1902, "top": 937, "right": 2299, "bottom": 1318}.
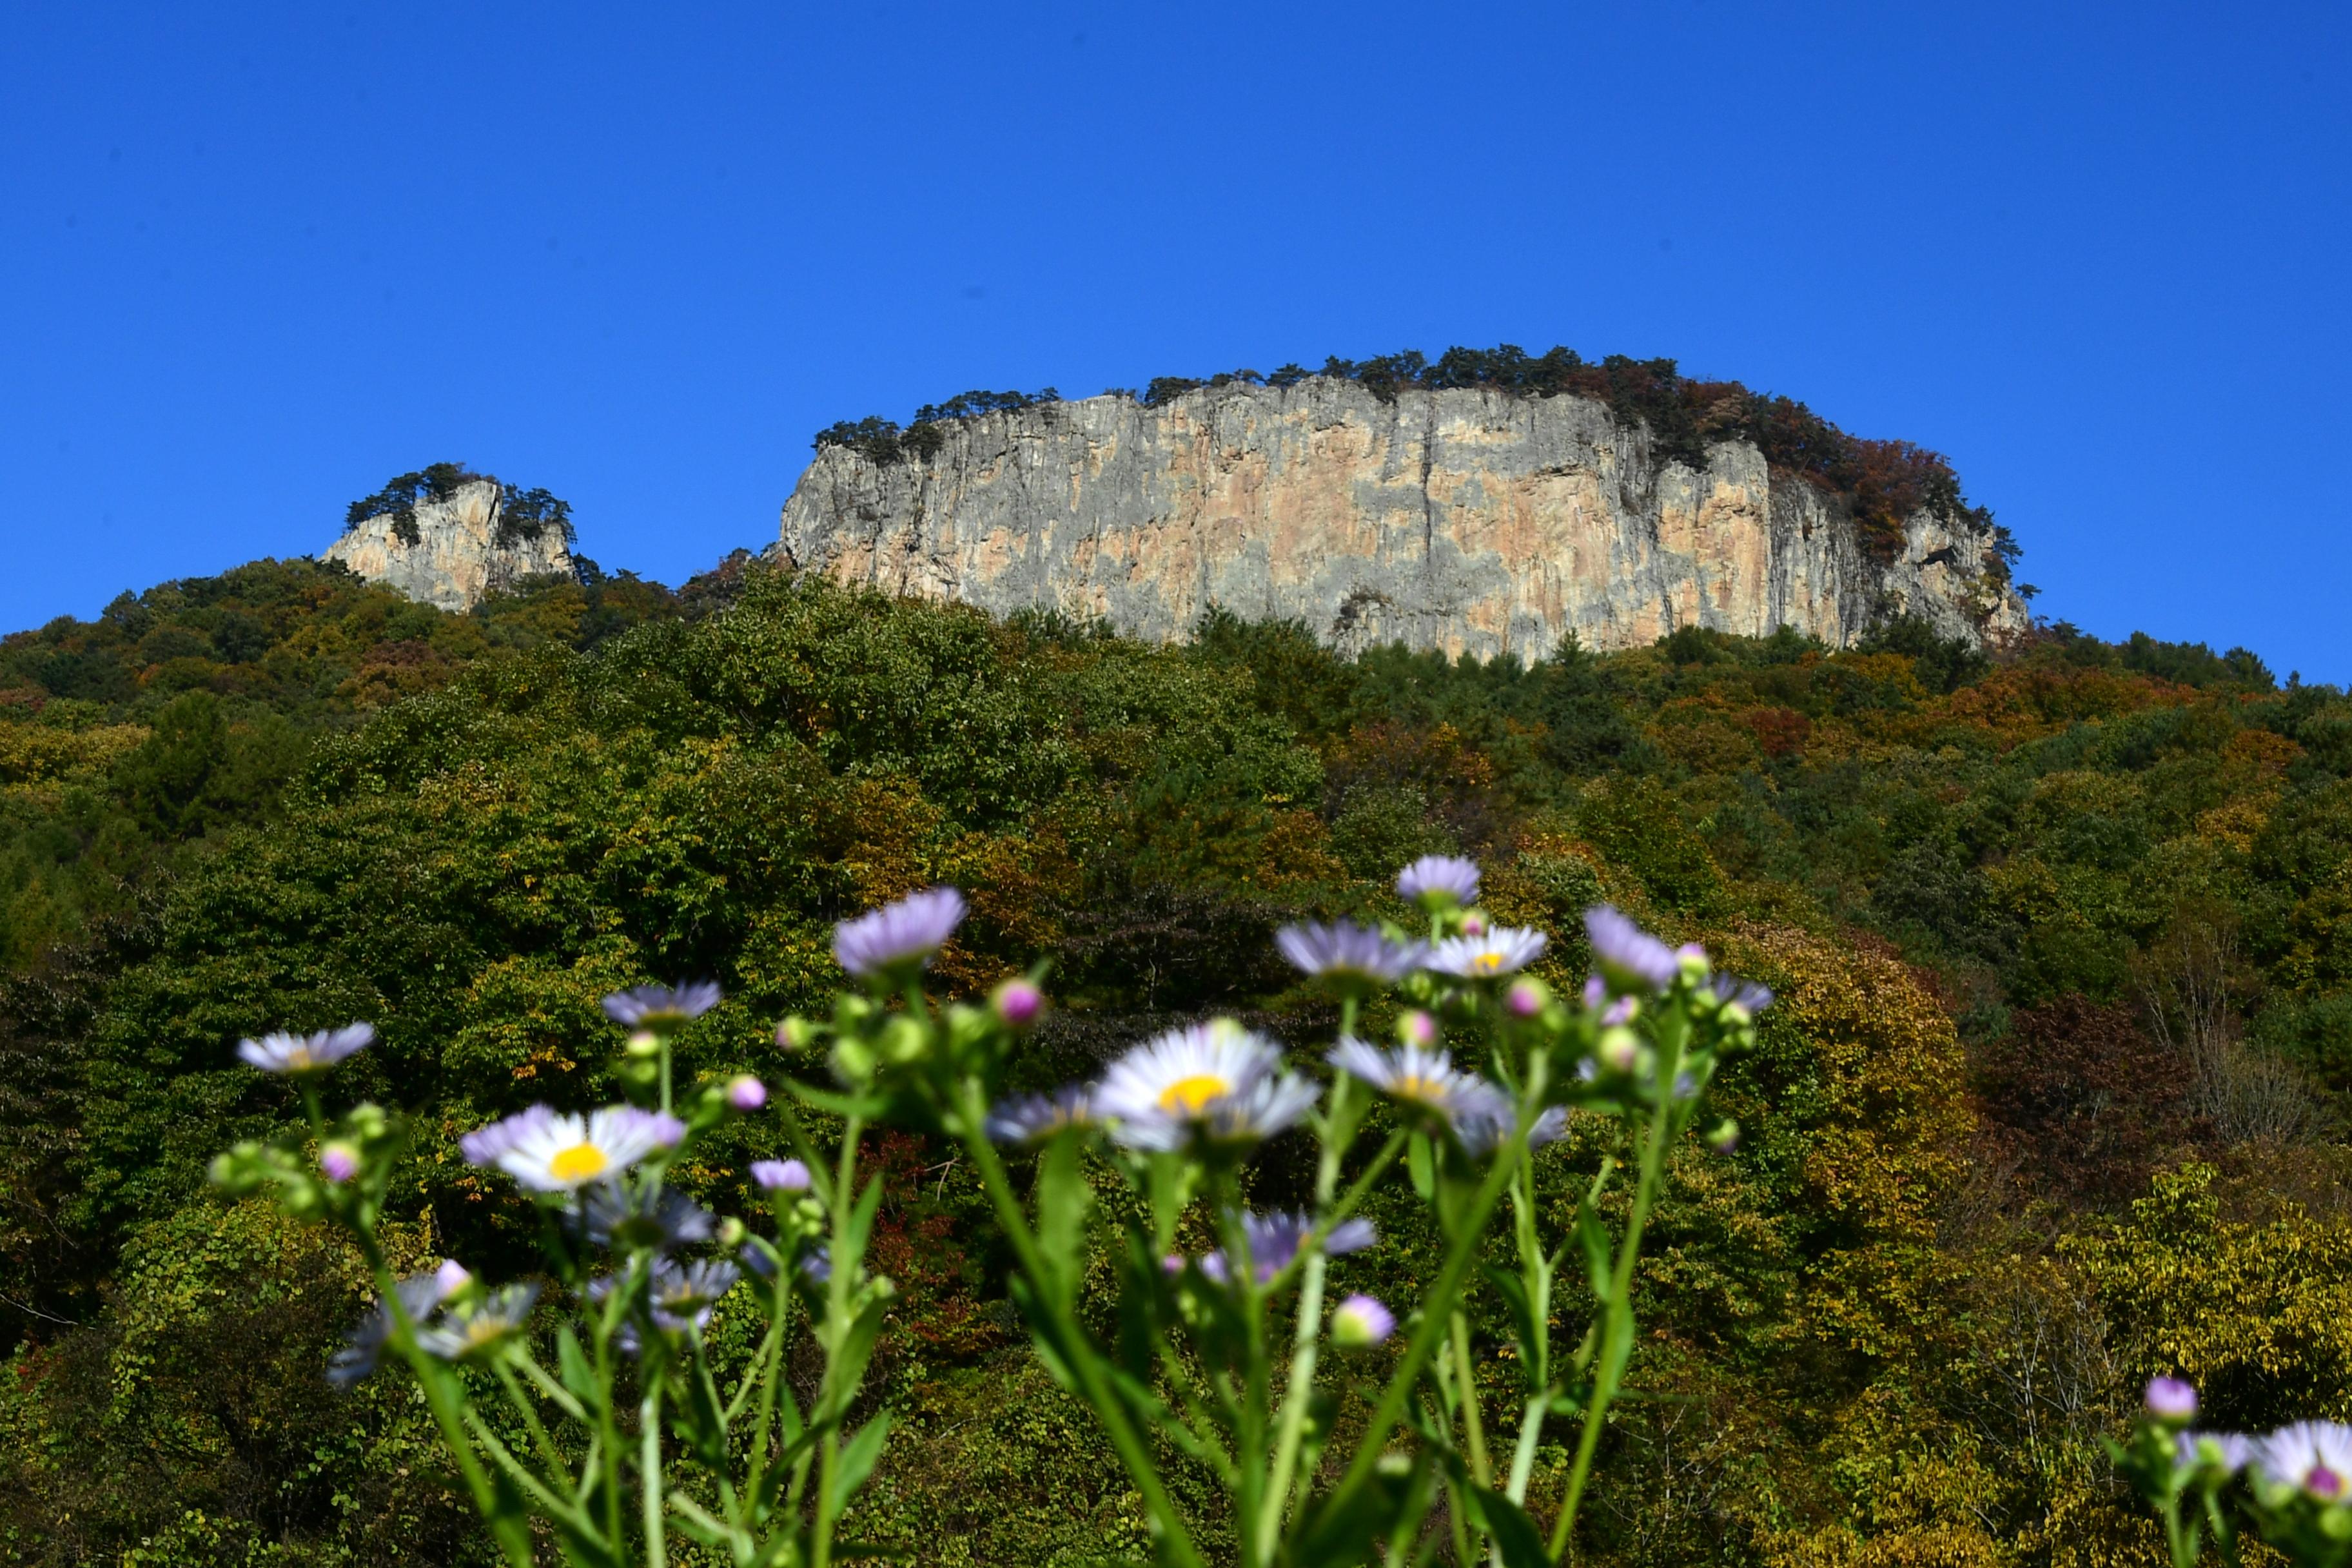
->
{"left": 810, "top": 347, "right": 2015, "bottom": 568}
{"left": 0, "top": 554, "right": 2342, "bottom": 1566}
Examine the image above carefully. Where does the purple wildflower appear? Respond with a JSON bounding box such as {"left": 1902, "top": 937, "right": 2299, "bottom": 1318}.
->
{"left": 1275, "top": 921, "right": 1427, "bottom": 990}
{"left": 1396, "top": 855, "right": 1481, "bottom": 909}
{"left": 237, "top": 1023, "right": 375, "bottom": 1076}
{"left": 994, "top": 977, "right": 1046, "bottom": 1028}
{"left": 727, "top": 1075, "right": 768, "bottom": 1112}
{"left": 985, "top": 1085, "right": 1097, "bottom": 1144}
{"left": 1709, "top": 974, "right": 1775, "bottom": 1014}
{"left": 1427, "top": 926, "right": 1549, "bottom": 979}
{"left": 460, "top": 1105, "right": 685, "bottom": 1191}
{"left": 602, "top": 982, "right": 721, "bottom": 1029}
{"left": 752, "top": 1158, "right": 812, "bottom": 1191}
{"left": 318, "top": 1141, "right": 359, "bottom": 1184}
{"left": 2252, "top": 1422, "right": 2352, "bottom": 1500}
{"left": 1331, "top": 1293, "right": 1396, "bottom": 1347}
{"left": 1584, "top": 906, "right": 1681, "bottom": 994}
{"left": 1202, "top": 1210, "right": 1376, "bottom": 1285}
{"left": 832, "top": 887, "right": 967, "bottom": 977}
{"left": 2145, "top": 1377, "right": 2199, "bottom": 1422}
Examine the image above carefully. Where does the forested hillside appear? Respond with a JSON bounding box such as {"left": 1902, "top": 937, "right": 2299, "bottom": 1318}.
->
{"left": 2, "top": 558, "right": 2347, "bottom": 1566}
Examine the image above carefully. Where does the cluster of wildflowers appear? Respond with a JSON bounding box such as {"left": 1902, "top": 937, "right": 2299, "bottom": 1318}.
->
{"left": 748, "top": 859, "right": 1771, "bottom": 1568}
{"left": 2117, "top": 1376, "right": 2352, "bottom": 1568}
{"left": 212, "top": 856, "right": 1774, "bottom": 1567}
{"left": 210, "top": 971, "right": 902, "bottom": 1567}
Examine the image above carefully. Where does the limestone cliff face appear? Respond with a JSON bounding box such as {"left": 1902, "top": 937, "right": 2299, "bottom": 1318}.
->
{"left": 324, "top": 480, "right": 574, "bottom": 612}
{"left": 774, "top": 380, "right": 2027, "bottom": 658}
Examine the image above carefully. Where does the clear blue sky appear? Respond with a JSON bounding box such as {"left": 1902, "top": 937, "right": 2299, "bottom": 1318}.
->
{"left": 4, "top": 3, "right": 2346, "bottom": 679}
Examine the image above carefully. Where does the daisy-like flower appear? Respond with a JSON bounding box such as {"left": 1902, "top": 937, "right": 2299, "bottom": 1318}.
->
{"left": 328, "top": 1271, "right": 453, "bottom": 1389}
{"left": 237, "top": 1023, "right": 375, "bottom": 1076}
{"left": 2252, "top": 1422, "right": 2352, "bottom": 1500}
{"left": 752, "top": 1158, "right": 812, "bottom": 1191}
{"left": 1709, "top": 974, "right": 1775, "bottom": 1014}
{"left": 1427, "top": 926, "right": 1549, "bottom": 979}
{"left": 602, "top": 982, "right": 721, "bottom": 1030}
{"left": 1585, "top": 906, "right": 1680, "bottom": 994}
{"left": 2145, "top": 1377, "right": 2199, "bottom": 1422}
{"left": 648, "top": 1259, "right": 741, "bottom": 1333}
{"left": 1095, "top": 1019, "right": 1318, "bottom": 1152}
{"left": 833, "top": 887, "right": 967, "bottom": 977}
{"left": 1328, "top": 1038, "right": 1512, "bottom": 1141}
{"left": 1397, "top": 855, "right": 1480, "bottom": 910}
{"left": 1201, "top": 1210, "right": 1376, "bottom": 1285}
{"left": 2177, "top": 1429, "right": 2254, "bottom": 1475}
{"left": 460, "top": 1105, "right": 685, "bottom": 1192}
{"left": 1528, "top": 1106, "right": 1570, "bottom": 1149}
{"left": 1275, "top": 921, "right": 1428, "bottom": 992}
{"left": 1331, "top": 1293, "right": 1396, "bottom": 1347}
{"left": 417, "top": 1284, "right": 542, "bottom": 1360}
{"left": 573, "top": 1184, "right": 714, "bottom": 1252}
{"left": 985, "top": 1085, "right": 1097, "bottom": 1144}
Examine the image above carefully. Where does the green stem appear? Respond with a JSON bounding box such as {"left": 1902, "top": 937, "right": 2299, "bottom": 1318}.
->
{"left": 1452, "top": 1308, "right": 1494, "bottom": 1489}
{"left": 1546, "top": 1030, "right": 1681, "bottom": 1563}
{"left": 808, "top": 1113, "right": 864, "bottom": 1568}
{"left": 1318, "top": 1104, "right": 1535, "bottom": 1538}
{"left": 640, "top": 1384, "right": 666, "bottom": 1565}
{"left": 955, "top": 1080, "right": 1209, "bottom": 1568}
{"left": 1257, "top": 1083, "right": 1360, "bottom": 1562}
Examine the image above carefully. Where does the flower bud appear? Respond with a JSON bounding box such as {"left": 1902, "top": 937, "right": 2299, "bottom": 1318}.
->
{"left": 1161, "top": 1253, "right": 1186, "bottom": 1276}
{"left": 1597, "top": 1026, "right": 1642, "bottom": 1075}
{"left": 992, "top": 977, "right": 1046, "bottom": 1030}
{"left": 2144, "top": 1377, "right": 2199, "bottom": 1424}
{"left": 1460, "top": 910, "right": 1489, "bottom": 938}
{"left": 754, "top": 1158, "right": 813, "bottom": 1192}
{"left": 318, "top": 1141, "right": 359, "bottom": 1184}
{"left": 1581, "top": 975, "right": 1607, "bottom": 1010}
{"left": 727, "top": 1075, "right": 768, "bottom": 1112}
{"left": 1396, "top": 1010, "right": 1439, "bottom": 1049}
{"left": 1331, "top": 1293, "right": 1396, "bottom": 1348}
{"left": 880, "top": 1014, "right": 929, "bottom": 1064}
{"left": 1505, "top": 977, "right": 1549, "bottom": 1019}
{"left": 718, "top": 1216, "right": 748, "bottom": 1247}
{"left": 1675, "top": 943, "right": 1710, "bottom": 983}
{"left": 624, "top": 1031, "right": 662, "bottom": 1059}
{"left": 1705, "top": 1119, "right": 1740, "bottom": 1153}
{"left": 435, "top": 1259, "right": 473, "bottom": 1299}
{"left": 776, "top": 1016, "right": 819, "bottom": 1051}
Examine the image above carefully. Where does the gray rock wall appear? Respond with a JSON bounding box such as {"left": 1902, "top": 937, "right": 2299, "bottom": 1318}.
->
{"left": 774, "top": 379, "right": 2027, "bottom": 658}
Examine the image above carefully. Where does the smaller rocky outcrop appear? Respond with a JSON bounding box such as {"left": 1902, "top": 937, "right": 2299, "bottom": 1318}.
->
{"left": 324, "top": 479, "right": 575, "bottom": 612}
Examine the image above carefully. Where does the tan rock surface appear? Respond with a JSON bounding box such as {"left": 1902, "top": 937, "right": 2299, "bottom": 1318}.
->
{"left": 324, "top": 480, "right": 574, "bottom": 612}
{"left": 775, "top": 379, "right": 2028, "bottom": 657}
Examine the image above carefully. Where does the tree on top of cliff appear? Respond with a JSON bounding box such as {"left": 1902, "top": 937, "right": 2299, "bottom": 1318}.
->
{"left": 343, "top": 463, "right": 574, "bottom": 550}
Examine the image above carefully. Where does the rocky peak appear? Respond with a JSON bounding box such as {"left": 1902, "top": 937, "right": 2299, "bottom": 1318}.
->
{"left": 323, "top": 478, "right": 576, "bottom": 612}
{"left": 774, "top": 378, "right": 2030, "bottom": 658}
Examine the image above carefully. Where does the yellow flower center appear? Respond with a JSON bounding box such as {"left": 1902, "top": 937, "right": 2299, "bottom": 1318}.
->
{"left": 549, "top": 1142, "right": 611, "bottom": 1184}
{"left": 1471, "top": 952, "right": 1505, "bottom": 974}
{"left": 1393, "top": 1074, "right": 1445, "bottom": 1103}
{"left": 464, "top": 1317, "right": 506, "bottom": 1349}
{"left": 1159, "top": 1074, "right": 1231, "bottom": 1114}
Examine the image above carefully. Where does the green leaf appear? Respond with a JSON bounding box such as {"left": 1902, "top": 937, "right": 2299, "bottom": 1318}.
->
{"left": 555, "top": 1325, "right": 598, "bottom": 1406}
{"left": 1484, "top": 1264, "right": 1539, "bottom": 1366}
{"left": 1577, "top": 1205, "right": 1612, "bottom": 1300}
{"left": 1407, "top": 1132, "right": 1436, "bottom": 1202}
{"left": 1467, "top": 1484, "right": 1551, "bottom": 1568}
{"left": 1035, "top": 1128, "right": 1092, "bottom": 1303}
{"left": 828, "top": 1410, "right": 894, "bottom": 1514}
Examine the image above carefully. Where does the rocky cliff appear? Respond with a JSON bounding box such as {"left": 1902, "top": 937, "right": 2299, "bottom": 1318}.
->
{"left": 774, "top": 379, "right": 2028, "bottom": 658}
{"left": 324, "top": 480, "right": 575, "bottom": 612}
